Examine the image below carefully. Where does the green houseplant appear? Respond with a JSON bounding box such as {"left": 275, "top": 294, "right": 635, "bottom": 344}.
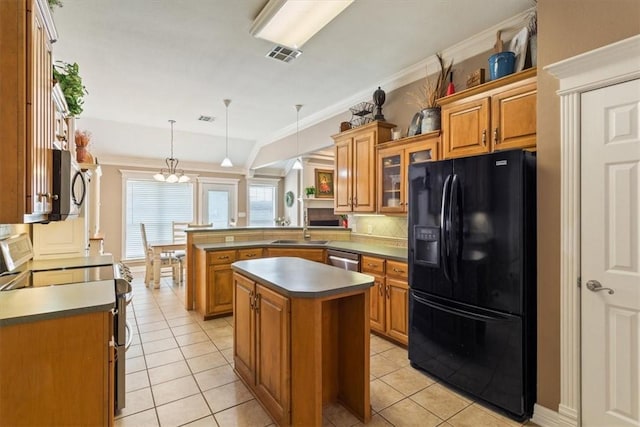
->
{"left": 53, "top": 61, "right": 88, "bottom": 116}
{"left": 305, "top": 186, "right": 316, "bottom": 197}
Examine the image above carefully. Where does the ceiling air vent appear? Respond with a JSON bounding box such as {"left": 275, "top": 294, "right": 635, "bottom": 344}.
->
{"left": 198, "top": 115, "right": 215, "bottom": 122}
{"left": 266, "top": 45, "right": 302, "bottom": 63}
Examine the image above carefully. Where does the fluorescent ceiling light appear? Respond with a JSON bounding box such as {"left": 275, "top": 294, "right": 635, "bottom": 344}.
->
{"left": 250, "top": 0, "right": 354, "bottom": 49}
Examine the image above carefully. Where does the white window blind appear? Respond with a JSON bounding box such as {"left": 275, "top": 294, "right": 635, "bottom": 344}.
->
{"left": 248, "top": 181, "right": 278, "bottom": 227}
{"left": 125, "top": 179, "right": 194, "bottom": 259}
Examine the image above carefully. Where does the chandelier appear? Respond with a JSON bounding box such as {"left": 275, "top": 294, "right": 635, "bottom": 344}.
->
{"left": 154, "top": 120, "right": 190, "bottom": 183}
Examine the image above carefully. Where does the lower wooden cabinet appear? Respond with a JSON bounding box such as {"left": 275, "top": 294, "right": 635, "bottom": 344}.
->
{"left": 0, "top": 310, "right": 114, "bottom": 426}
{"left": 195, "top": 248, "right": 238, "bottom": 319}
{"left": 233, "top": 273, "right": 290, "bottom": 425}
{"left": 362, "top": 256, "right": 408, "bottom": 345}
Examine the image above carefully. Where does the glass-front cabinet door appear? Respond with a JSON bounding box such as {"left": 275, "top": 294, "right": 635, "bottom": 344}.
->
{"left": 377, "top": 133, "right": 440, "bottom": 214}
{"left": 378, "top": 147, "right": 404, "bottom": 213}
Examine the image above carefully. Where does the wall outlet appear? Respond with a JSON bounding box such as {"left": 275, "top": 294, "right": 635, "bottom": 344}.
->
{"left": 367, "top": 224, "right": 373, "bottom": 235}
{"left": 225, "top": 236, "right": 235, "bottom": 242}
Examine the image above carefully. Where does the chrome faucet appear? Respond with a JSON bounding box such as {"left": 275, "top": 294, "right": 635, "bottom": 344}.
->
{"left": 303, "top": 208, "right": 311, "bottom": 240}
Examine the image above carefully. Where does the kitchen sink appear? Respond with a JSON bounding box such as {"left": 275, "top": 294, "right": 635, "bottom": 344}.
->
{"left": 270, "top": 239, "right": 328, "bottom": 245}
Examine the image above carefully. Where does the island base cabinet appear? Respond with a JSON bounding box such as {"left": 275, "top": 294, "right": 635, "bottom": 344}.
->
{"left": 233, "top": 271, "right": 371, "bottom": 426}
{"left": 233, "top": 273, "right": 290, "bottom": 425}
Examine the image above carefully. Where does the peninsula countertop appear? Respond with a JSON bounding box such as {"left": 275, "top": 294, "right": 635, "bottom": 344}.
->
{"left": 194, "top": 240, "right": 407, "bottom": 262}
{"left": 231, "top": 257, "right": 374, "bottom": 298}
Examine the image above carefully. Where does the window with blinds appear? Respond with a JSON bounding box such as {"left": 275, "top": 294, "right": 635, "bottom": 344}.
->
{"left": 125, "top": 179, "right": 194, "bottom": 259}
{"left": 248, "top": 181, "right": 278, "bottom": 227}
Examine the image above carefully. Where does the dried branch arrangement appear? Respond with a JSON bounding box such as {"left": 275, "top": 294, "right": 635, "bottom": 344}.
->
{"left": 407, "top": 53, "right": 453, "bottom": 109}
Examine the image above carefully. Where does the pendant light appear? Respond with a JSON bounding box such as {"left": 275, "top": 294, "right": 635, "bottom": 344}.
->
{"left": 221, "top": 99, "right": 233, "bottom": 168}
{"left": 292, "top": 104, "right": 303, "bottom": 170}
{"left": 154, "top": 120, "right": 190, "bottom": 183}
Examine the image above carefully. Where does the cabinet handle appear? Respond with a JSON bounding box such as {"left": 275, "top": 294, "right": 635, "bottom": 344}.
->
{"left": 392, "top": 268, "right": 405, "bottom": 274}
{"left": 482, "top": 130, "right": 487, "bottom": 146}
{"left": 367, "top": 263, "right": 378, "bottom": 268}
{"left": 385, "top": 284, "right": 390, "bottom": 298}
{"left": 378, "top": 282, "right": 383, "bottom": 296}
{"left": 38, "top": 192, "right": 59, "bottom": 201}
{"left": 494, "top": 128, "right": 499, "bottom": 144}
{"left": 249, "top": 291, "right": 254, "bottom": 309}
{"left": 245, "top": 253, "right": 256, "bottom": 258}
{"left": 218, "top": 255, "right": 229, "bottom": 260}
{"left": 254, "top": 293, "right": 260, "bottom": 313}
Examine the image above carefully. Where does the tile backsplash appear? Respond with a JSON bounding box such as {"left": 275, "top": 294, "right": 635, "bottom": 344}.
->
{"left": 349, "top": 215, "right": 408, "bottom": 240}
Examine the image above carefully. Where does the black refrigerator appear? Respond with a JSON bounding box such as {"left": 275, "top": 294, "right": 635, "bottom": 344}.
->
{"left": 408, "top": 149, "right": 536, "bottom": 420}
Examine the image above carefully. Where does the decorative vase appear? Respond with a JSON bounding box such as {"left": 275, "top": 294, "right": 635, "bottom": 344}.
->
{"left": 420, "top": 107, "right": 441, "bottom": 133}
{"left": 372, "top": 86, "right": 386, "bottom": 121}
{"left": 488, "top": 51, "right": 516, "bottom": 80}
{"left": 76, "top": 146, "right": 93, "bottom": 163}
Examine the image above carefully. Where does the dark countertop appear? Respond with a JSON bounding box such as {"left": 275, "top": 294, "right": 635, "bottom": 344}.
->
{"left": 0, "top": 280, "right": 115, "bottom": 327}
{"left": 0, "top": 254, "right": 116, "bottom": 327}
{"left": 232, "top": 257, "right": 374, "bottom": 298}
{"left": 194, "top": 240, "right": 407, "bottom": 262}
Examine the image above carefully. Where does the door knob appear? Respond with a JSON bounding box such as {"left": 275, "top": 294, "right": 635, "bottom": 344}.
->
{"left": 586, "top": 280, "right": 615, "bottom": 295}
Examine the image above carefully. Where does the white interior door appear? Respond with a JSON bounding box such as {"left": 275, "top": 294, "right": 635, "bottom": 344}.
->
{"left": 581, "top": 78, "right": 640, "bottom": 427}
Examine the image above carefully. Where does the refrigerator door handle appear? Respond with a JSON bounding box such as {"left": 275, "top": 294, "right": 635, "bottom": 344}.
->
{"left": 448, "top": 174, "right": 463, "bottom": 283}
{"left": 412, "top": 292, "right": 514, "bottom": 323}
{"left": 440, "top": 174, "right": 452, "bottom": 283}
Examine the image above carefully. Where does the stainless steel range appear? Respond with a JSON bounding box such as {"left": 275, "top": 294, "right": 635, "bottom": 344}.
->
{"left": 0, "top": 233, "right": 133, "bottom": 414}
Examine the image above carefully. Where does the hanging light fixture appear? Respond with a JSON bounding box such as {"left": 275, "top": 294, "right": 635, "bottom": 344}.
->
{"left": 221, "top": 99, "right": 233, "bottom": 168}
{"left": 154, "top": 120, "right": 190, "bottom": 183}
{"left": 292, "top": 104, "right": 303, "bottom": 170}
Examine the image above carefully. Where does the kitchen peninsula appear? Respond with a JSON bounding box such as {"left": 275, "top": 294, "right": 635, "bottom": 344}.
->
{"left": 231, "top": 257, "right": 374, "bottom": 426}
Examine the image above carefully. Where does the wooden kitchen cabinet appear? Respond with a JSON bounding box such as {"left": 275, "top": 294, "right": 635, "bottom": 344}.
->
{"left": 332, "top": 121, "right": 395, "bottom": 213}
{"left": 0, "top": 0, "right": 58, "bottom": 223}
{"left": 440, "top": 68, "right": 536, "bottom": 159}
{"left": 362, "top": 256, "right": 408, "bottom": 345}
{"left": 385, "top": 260, "right": 409, "bottom": 345}
{"left": 0, "top": 310, "right": 113, "bottom": 426}
{"left": 194, "top": 248, "right": 237, "bottom": 319}
{"left": 264, "top": 247, "right": 325, "bottom": 263}
{"left": 233, "top": 273, "right": 290, "bottom": 425}
{"left": 377, "top": 132, "right": 440, "bottom": 214}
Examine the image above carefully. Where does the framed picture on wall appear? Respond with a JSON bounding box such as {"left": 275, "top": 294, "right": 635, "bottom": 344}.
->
{"left": 315, "top": 169, "right": 334, "bottom": 198}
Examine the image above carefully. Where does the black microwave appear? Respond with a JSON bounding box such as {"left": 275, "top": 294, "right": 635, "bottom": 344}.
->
{"left": 50, "top": 149, "right": 86, "bottom": 221}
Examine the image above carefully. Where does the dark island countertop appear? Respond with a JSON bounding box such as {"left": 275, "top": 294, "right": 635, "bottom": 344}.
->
{"left": 232, "top": 257, "right": 374, "bottom": 298}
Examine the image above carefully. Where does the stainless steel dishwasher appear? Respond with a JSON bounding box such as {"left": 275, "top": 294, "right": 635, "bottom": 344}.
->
{"left": 326, "top": 248, "right": 360, "bottom": 272}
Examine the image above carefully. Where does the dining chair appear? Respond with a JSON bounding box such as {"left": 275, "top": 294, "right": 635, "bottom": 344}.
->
{"left": 171, "top": 222, "right": 212, "bottom": 284}
{"left": 140, "top": 223, "right": 180, "bottom": 286}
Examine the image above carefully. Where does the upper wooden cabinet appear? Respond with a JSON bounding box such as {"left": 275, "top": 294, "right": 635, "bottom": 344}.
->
{"left": 439, "top": 68, "right": 537, "bottom": 159}
{"left": 376, "top": 131, "right": 440, "bottom": 214}
{"left": 332, "top": 121, "right": 395, "bottom": 213}
{"left": 0, "top": 0, "right": 58, "bottom": 223}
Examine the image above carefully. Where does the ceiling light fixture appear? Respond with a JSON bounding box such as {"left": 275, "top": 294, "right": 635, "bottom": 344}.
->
{"left": 250, "top": 0, "right": 354, "bottom": 49}
{"left": 154, "top": 120, "right": 190, "bottom": 183}
{"left": 292, "top": 104, "right": 303, "bottom": 170}
{"left": 221, "top": 99, "right": 233, "bottom": 168}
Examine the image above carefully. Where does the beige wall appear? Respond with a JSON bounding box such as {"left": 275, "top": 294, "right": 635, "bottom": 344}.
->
{"left": 536, "top": 0, "right": 640, "bottom": 410}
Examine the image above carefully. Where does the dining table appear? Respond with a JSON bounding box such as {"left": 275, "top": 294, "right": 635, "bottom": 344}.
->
{"left": 148, "top": 241, "right": 186, "bottom": 288}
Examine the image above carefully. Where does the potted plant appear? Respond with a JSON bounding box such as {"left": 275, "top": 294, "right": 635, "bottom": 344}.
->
{"left": 305, "top": 186, "right": 316, "bottom": 198}
{"left": 407, "top": 53, "right": 453, "bottom": 133}
{"left": 53, "top": 61, "right": 88, "bottom": 117}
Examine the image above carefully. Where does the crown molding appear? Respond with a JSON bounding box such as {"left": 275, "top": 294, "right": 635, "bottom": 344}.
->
{"left": 246, "top": 8, "right": 532, "bottom": 169}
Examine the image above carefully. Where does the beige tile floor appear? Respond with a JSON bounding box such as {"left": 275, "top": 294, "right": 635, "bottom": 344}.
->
{"left": 117, "top": 272, "right": 539, "bottom": 427}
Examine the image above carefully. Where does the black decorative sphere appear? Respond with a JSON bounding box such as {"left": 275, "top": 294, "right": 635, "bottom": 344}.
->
{"left": 373, "top": 86, "right": 386, "bottom": 121}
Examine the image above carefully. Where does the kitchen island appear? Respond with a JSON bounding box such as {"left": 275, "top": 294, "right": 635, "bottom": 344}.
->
{"left": 231, "top": 257, "right": 374, "bottom": 426}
